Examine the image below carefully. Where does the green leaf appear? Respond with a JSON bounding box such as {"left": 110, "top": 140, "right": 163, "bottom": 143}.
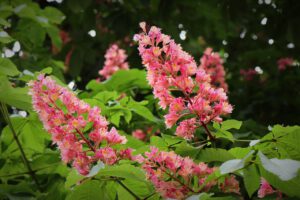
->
{"left": 127, "top": 97, "right": 157, "bottom": 122}
{"left": 259, "top": 164, "right": 300, "bottom": 197}
{"left": 96, "top": 164, "right": 149, "bottom": 184}
{"left": 213, "top": 120, "right": 242, "bottom": 141}
{"left": 220, "top": 119, "right": 242, "bottom": 131}
{"left": 229, "top": 147, "right": 251, "bottom": 159}
{"left": 117, "top": 182, "right": 135, "bottom": 200}
{"left": 1, "top": 113, "right": 50, "bottom": 157}
{"left": 65, "top": 169, "right": 85, "bottom": 188}
{"left": 86, "top": 69, "right": 150, "bottom": 93}
{"left": 175, "top": 141, "right": 198, "bottom": 158}
{"left": 47, "top": 25, "right": 62, "bottom": 50}
{"left": 0, "top": 18, "right": 11, "bottom": 27}
{"left": 20, "top": 117, "right": 49, "bottom": 153}
{"left": 42, "top": 7, "right": 65, "bottom": 24}
{"left": 150, "top": 136, "right": 168, "bottom": 150}
{"left": 214, "top": 129, "right": 234, "bottom": 141}
{"left": 16, "top": 18, "right": 46, "bottom": 48}
{"left": 66, "top": 180, "right": 105, "bottom": 200}
{"left": 196, "top": 148, "right": 235, "bottom": 162}
{"left": 14, "top": 3, "right": 36, "bottom": 19}
{"left": 0, "top": 30, "right": 14, "bottom": 44}
{"left": 258, "top": 126, "right": 300, "bottom": 160}
{"left": 109, "top": 109, "right": 124, "bottom": 127}
{"left": 121, "top": 178, "right": 154, "bottom": 199}
{"left": 0, "top": 76, "right": 32, "bottom": 111}
{"left": 220, "top": 150, "right": 254, "bottom": 174}
{"left": 258, "top": 151, "right": 300, "bottom": 181}
{"left": 93, "top": 91, "right": 119, "bottom": 103}
{"left": 0, "top": 57, "right": 20, "bottom": 76}
{"left": 243, "top": 165, "right": 260, "bottom": 197}
{"left": 161, "top": 134, "right": 184, "bottom": 146}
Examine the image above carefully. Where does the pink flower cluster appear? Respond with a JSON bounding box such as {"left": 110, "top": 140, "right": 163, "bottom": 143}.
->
{"left": 240, "top": 68, "right": 258, "bottom": 81}
{"left": 132, "top": 127, "right": 159, "bottom": 141}
{"left": 142, "top": 147, "right": 240, "bottom": 199}
{"left": 199, "top": 47, "right": 228, "bottom": 92}
{"left": 99, "top": 44, "right": 129, "bottom": 79}
{"left": 258, "top": 178, "right": 282, "bottom": 199}
{"left": 277, "top": 57, "right": 294, "bottom": 71}
{"left": 28, "top": 74, "right": 142, "bottom": 175}
{"left": 134, "top": 22, "right": 232, "bottom": 140}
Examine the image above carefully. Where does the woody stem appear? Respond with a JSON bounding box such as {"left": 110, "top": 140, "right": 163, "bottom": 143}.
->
{"left": 76, "top": 128, "right": 96, "bottom": 152}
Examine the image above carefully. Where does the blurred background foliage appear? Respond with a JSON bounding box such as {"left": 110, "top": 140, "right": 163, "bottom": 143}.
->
{"left": 1, "top": 0, "right": 300, "bottom": 124}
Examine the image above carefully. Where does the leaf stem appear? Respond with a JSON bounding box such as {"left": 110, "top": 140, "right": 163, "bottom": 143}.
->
{"left": 0, "top": 102, "right": 41, "bottom": 191}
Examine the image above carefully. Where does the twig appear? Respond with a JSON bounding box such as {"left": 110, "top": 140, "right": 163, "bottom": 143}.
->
{"left": 76, "top": 128, "right": 96, "bottom": 152}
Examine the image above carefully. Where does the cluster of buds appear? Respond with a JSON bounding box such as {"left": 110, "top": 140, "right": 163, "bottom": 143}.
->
{"left": 99, "top": 44, "right": 129, "bottom": 79}
{"left": 199, "top": 47, "right": 228, "bottom": 92}
{"left": 134, "top": 22, "right": 232, "bottom": 140}
{"left": 277, "top": 57, "right": 294, "bottom": 71}
{"left": 29, "top": 74, "right": 141, "bottom": 175}
{"left": 142, "top": 147, "right": 240, "bottom": 199}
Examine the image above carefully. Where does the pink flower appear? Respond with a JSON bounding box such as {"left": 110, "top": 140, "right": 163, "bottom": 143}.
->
{"left": 132, "top": 127, "right": 159, "bottom": 142}
{"left": 99, "top": 44, "right": 129, "bottom": 79}
{"left": 199, "top": 48, "right": 228, "bottom": 91}
{"left": 135, "top": 22, "right": 233, "bottom": 140}
{"left": 277, "top": 57, "right": 294, "bottom": 71}
{"left": 95, "top": 147, "right": 118, "bottom": 165}
{"left": 164, "top": 112, "right": 180, "bottom": 128}
{"left": 176, "top": 118, "right": 197, "bottom": 140}
{"left": 73, "top": 153, "right": 90, "bottom": 175}
{"left": 29, "top": 74, "right": 128, "bottom": 175}
{"left": 257, "top": 178, "right": 282, "bottom": 199}
{"left": 219, "top": 175, "right": 240, "bottom": 194}
{"left": 119, "top": 148, "right": 145, "bottom": 163}
{"left": 105, "top": 127, "right": 127, "bottom": 145}
{"left": 142, "top": 147, "right": 220, "bottom": 199}
{"left": 132, "top": 129, "right": 147, "bottom": 141}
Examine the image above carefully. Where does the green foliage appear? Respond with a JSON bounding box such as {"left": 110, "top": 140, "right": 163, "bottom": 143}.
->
{"left": 66, "top": 180, "right": 106, "bottom": 200}
{"left": 0, "top": 0, "right": 300, "bottom": 199}
{"left": 86, "top": 69, "right": 150, "bottom": 94}
{"left": 243, "top": 165, "right": 260, "bottom": 197}
{"left": 0, "top": 76, "right": 32, "bottom": 111}
{"left": 0, "top": 57, "right": 20, "bottom": 76}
